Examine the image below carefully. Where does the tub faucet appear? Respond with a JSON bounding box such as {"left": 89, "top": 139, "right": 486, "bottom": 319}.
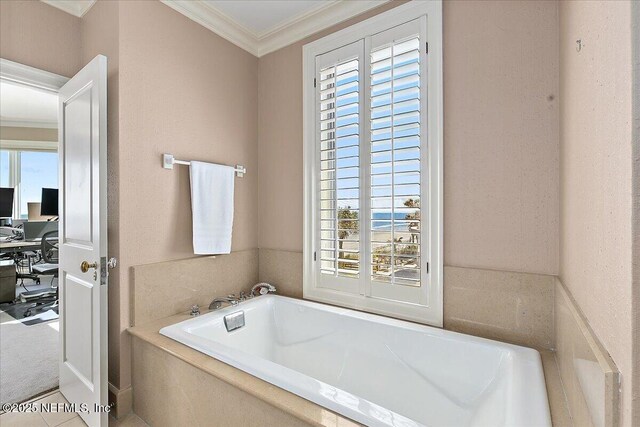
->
{"left": 208, "top": 295, "right": 240, "bottom": 310}
{"left": 250, "top": 283, "right": 277, "bottom": 297}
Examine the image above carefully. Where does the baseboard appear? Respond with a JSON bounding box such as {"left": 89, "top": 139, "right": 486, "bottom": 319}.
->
{"left": 108, "top": 382, "right": 132, "bottom": 420}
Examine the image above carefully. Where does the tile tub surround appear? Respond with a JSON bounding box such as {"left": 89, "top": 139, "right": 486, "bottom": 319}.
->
{"left": 128, "top": 313, "right": 569, "bottom": 427}
{"left": 259, "top": 248, "right": 303, "bottom": 299}
{"left": 540, "top": 350, "right": 573, "bottom": 427}
{"left": 129, "top": 315, "right": 360, "bottom": 427}
{"left": 131, "top": 249, "right": 258, "bottom": 326}
{"left": 555, "top": 279, "right": 620, "bottom": 427}
{"left": 258, "top": 249, "right": 555, "bottom": 350}
{"left": 444, "top": 266, "right": 555, "bottom": 350}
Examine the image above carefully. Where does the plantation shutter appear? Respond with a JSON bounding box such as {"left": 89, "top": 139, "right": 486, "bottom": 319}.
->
{"left": 305, "top": 2, "right": 443, "bottom": 324}
{"left": 310, "top": 15, "right": 436, "bottom": 310}
{"left": 315, "top": 40, "right": 364, "bottom": 293}
{"left": 367, "top": 19, "right": 428, "bottom": 305}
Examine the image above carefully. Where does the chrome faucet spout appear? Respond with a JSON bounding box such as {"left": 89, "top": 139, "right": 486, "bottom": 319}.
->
{"left": 208, "top": 295, "right": 240, "bottom": 310}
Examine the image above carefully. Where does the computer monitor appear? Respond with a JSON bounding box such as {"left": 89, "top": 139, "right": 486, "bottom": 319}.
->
{"left": 40, "top": 188, "right": 59, "bottom": 217}
{"left": 0, "top": 187, "right": 14, "bottom": 218}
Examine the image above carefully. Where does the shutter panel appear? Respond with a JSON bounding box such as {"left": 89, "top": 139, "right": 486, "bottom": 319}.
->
{"left": 369, "top": 20, "right": 425, "bottom": 296}
{"left": 316, "top": 41, "right": 364, "bottom": 291}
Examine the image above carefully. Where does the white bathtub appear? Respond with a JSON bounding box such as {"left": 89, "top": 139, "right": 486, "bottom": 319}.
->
{"left": 160, "top": 295, "right": 551, "bottom": 427}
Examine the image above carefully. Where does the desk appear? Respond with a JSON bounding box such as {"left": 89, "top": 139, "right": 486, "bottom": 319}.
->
{"left": 0, "top": 240, "right": 43, "bottom": 254}
{"left": 0, "top": 259, "right": 16, "bottom": 302}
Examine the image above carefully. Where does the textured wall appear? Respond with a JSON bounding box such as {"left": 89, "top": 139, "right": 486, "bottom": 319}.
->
{"left": 0, "top": 0, "right": 82, "bottom": 77}
{"left": 258, "top": 0, "right": 560, "bottom": 275}
{"left": 81, "top": 0, "right": 122, "bottom": 390}
{"left": 115, "top": 0, "right": 259, "bottom": 391}
{"left": 559, "top": 1, "right": 634, "bottom": 425}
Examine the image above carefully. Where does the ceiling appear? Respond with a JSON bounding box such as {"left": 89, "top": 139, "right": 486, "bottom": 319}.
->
{"left": 41, "top": 0, "right": 389, "bottom": 57}
{"left": 0, "top": 81, "right": 58, "bottom": 129}
{"left": 205, "top": 1, "right": 335, "bottom": 38}
{"left": 40, "top": 0, "right": 96, "bottom": 17}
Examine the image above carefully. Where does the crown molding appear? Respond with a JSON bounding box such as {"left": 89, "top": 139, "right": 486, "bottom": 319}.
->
{"left": 256, "top": 0, "right": 389, "bottom": 56}
{"left": 161, "top": 0, "right": 390, "bottom": 58}
{"left": 40, "top": 0, "right": 96, "bottom": 18}
{"left": 160, "top": 0, "right": 260, "bottom": 56}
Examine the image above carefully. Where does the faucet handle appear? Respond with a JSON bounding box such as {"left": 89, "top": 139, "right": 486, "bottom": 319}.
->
{"left": 250, "top": 282, "right": 277, "bottom": 297}
{"left": 190, "top": 305, "right": 200, "bottom": 316}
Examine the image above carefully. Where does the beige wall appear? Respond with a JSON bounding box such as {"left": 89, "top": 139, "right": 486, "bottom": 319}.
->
{"left": 81, "top": 0, "right": 122, "bottom": 389}
{"left": 258, "top": 0, "right": 560, "bottom": 275}
{"left": 633, "top": 2, "right": 640, "bottom": 424}
{"left": 0, "top": 0, "right": 81, "bottom": 77}
{"left": 115, "top": 0, "right": 258, "bottom": 391}
{"left": 559, "top": 1, "right": 635, "bottom": 425}
{"left": 83, "top": 0, "right": 260, "bottom": 392}
{"left": 0, "top": 126, "right": 57, "bottom": 142}
{"left": 1, "top": 0, "right": 259, "bottom": 393}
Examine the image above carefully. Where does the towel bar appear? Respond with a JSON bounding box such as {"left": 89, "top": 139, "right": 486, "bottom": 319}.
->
{"left": 162, "top": 153, "right": 246, "bottom": 177}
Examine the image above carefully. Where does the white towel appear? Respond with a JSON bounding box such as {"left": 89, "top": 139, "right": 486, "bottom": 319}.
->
{"left": 189, "top": 161, "right": 235, "bottom": 254}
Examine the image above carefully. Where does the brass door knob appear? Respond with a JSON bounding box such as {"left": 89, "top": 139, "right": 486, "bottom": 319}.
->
{"left": 81, "top": 261, "right": 98, "bottom": 273}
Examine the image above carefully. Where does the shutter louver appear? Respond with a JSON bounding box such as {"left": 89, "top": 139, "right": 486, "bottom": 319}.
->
{"left": 319, "top": 57, "right": 360, "bottom": 279}
{"left": 369, "top": 36, "right": 421, "bottom": 287}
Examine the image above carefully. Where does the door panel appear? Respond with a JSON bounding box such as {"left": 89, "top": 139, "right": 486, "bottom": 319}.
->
{"left": 58, "top": 55, "right": 108, "bottom": 427}
{"left": 63, "top": 87, "right": 93, "bottom": 243}
{"left": 62, "top": 274, "right": 94, "bottom": 385}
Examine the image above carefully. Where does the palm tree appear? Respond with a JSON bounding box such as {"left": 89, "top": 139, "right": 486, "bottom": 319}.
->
{"left": 403, "top": 198, "right": 420, "bottom": 243}
{"left": 337, "top": 206, "right": 358, "bottom": 270}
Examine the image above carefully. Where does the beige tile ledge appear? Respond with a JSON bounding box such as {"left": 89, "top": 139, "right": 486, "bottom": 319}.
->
{"left": 540, "top": 350, "right": 573, "bottom": 427}
{"left": 128, "top": 312, "right": 571, "bottom": 427}
{"left": 127, "top": 313, "right": 360, "bottom": 427}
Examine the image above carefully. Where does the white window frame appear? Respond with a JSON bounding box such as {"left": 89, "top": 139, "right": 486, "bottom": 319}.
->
{"left": 0, "top": 146, "right": 59, "bottom": 219}
{"left": 303, "top": 1, "right": 443, "bottom": 326}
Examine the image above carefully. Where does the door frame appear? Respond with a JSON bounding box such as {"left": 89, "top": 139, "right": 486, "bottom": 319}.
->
{"left": 0, "top": 59, "right": 68, "bottom": 220}
{"left": 0, "top": 57, "right": 109, "bottom": 397}
{"left": 0, "top": 59, "right": 69, "bottom": 92}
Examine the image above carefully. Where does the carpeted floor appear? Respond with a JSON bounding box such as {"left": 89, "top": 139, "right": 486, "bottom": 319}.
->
{"left": 0, "top": 278, "right": 59, "bottom": 405}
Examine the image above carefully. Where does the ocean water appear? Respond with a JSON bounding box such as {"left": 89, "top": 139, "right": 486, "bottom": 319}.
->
{"left": 372, "top": 212, "right": 416, "bottom": 230}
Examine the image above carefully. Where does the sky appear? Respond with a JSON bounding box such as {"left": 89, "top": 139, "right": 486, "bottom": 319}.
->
{"left": 0, "top": 150, "right": 58, "bottom": 218}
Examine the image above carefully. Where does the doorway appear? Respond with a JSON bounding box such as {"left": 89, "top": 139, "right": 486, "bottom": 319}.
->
{"left": 0, "top": 71, "right": 63, "bottom": 404}
{"left": 0, "top": 57, "right": 110, "bottom": 427}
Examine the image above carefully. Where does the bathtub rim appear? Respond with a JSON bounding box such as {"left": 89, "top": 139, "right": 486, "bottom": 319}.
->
{"left": 161, "top": 295, "right": 551, "bottom": 427}
{"left": 128, "top": 311, "right": 361, "bottom": 427}
{"left": 128, "top": 295, "right": 559, "bottom": 427}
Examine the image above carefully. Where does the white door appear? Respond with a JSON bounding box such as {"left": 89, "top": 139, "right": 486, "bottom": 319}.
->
{"left": 58, "top": 55, "right": 108, "bottom": 427}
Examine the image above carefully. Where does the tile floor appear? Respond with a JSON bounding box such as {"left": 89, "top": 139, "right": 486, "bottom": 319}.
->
{"left": 0, "top": 390, "right": 148, "bottom": 427}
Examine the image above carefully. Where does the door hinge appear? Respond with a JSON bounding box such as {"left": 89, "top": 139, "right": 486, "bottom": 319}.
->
{"left": 314, "top": 251, "right": 317, "bottom": 261}
{"left": 313, "top": 78, "right": 317, "bottom": 88}
{"left": 426, "top": 262, "right": 429, "bottom": 274}
{"left": 425, "top": 42, "right": 429, "bottom": 54}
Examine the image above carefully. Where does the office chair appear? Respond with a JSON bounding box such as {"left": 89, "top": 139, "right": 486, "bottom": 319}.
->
{"left": 23, "top": 231, "right": 58, "bottom": 316}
